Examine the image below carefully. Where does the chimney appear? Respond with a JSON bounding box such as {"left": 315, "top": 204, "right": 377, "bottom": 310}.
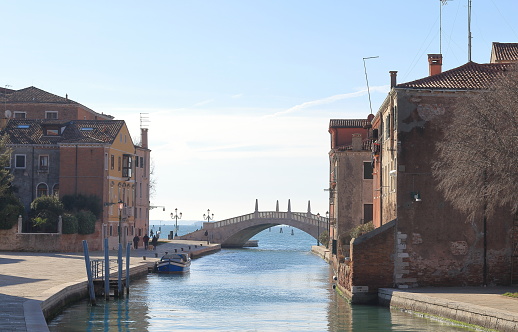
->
{"left": 141, "top": 128, "right": 148, "bottom": 149}
{"left": 352, "top": 133, "right": 362, "bottom": 151}
{"left": 389, "top": 71, "right": 398, "bottom": 88}
{"left": 428, "top": 54, "right": 443, "bottom": 76}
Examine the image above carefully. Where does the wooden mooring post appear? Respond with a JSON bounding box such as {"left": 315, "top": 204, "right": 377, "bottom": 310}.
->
{"left": 125, "top": 242, "right": 130, "bottom": 295}
{"left": 104, "top": 238, "right": 110, "bottom": 300}
{"left": 82, "top": 240, "right": 96, "bottom": 305}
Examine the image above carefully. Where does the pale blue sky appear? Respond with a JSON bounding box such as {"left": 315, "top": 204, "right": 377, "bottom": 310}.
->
{"left": 2, "top": 1, "right": 518, "bottom": 222}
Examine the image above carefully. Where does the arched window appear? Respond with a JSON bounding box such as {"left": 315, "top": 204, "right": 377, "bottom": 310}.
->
{"left": 36, "top": 183, "right": 48, "bottom": 197}
{"left": 52, "top": 184, "right": 59, "bottom": 197}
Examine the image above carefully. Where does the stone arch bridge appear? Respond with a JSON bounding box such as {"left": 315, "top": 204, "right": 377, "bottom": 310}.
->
{"left": 178, "top": 200, "right": 329, "bottom": 248}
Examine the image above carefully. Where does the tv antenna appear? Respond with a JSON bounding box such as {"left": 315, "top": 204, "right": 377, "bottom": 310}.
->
{"left": 363, "top": 56, "right": 379, "bottom": 115}
{"left": 140, "top": 113, "right": 149, "bottom": 129}
{"left": 439, "top": 0, "right": 453, "bottom": 54}
{"left": 468, "top": 0, "right": 472, "bottom": 62}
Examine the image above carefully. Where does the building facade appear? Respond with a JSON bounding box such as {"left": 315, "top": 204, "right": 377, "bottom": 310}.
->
{"left": 339, "top": 43, "right": 518, "bottom": 303}
{"left": 0, "top": 86, "right": 151, "bottom": 251}
{"left": 328, "top": 119, "right": 373, "bottom": 259}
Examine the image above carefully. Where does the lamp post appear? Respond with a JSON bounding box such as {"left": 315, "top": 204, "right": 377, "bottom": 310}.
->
{"left": 118, "top": 200, "right": 124, "bottom": 244}
{"left": 326, "top": 211, "right": 329, "bottom": 248}
{"left": 203, "top": 209, "right": 214, "bottom": 222}
{"left": 203, "top": 209, "right": 214, "bottom": 244}
{"left": 170, "top": 208, "right": 182, "bottom": 238}
{"left": 316, "top": 213, "right": 320, "bottom": 246}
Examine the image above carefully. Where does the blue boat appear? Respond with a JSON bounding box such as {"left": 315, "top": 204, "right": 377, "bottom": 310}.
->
{"left": 154, "top": 253, "right": 191, "bottom": 273}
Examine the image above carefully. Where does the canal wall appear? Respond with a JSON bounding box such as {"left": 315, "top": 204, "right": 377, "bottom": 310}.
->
{"left": 41, "top": 261, "right": 152, "bottom": 321}
{"left": 379, "top": 288, "right": 518, "bottom": 332}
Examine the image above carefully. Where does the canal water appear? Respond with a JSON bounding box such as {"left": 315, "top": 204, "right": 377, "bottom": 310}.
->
{"left": 49, "top": 224, "right": 472, "bottom": 331}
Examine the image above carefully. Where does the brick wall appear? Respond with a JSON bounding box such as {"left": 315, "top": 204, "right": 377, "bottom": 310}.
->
{"left": 339, "top": 220, "right": 395, "bottom": 301}
{"left": 0, "top": 222, "right": 103, "bottom": 252}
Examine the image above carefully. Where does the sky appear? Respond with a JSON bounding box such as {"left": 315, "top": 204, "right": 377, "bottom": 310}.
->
{"left": 2, "top": 1, "right": 518, "bottom": 224}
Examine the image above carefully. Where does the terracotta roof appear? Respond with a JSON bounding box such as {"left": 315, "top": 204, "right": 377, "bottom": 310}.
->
{"left": 396, "top": 62, "right": 511, "bottom": 90}
{"left": 0, "top": 86, "right": 114, "bottom": 119}
{"left": 4, "top": 86, "right": 75, "bottom": 104}
{"left": 329, "top": 119, "right": 369, "bottom": 128}
{"left": 490, "top": 42, "right": 518, "bottom": 63}
{"left": 1, "top": 119, "right": 124, "bottom": 145}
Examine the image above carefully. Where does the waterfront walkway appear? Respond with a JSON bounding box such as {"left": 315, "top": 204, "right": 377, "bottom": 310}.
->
{"left": 0, "top": 240, "right": 220, "bottom": 332}
{"left": 311, "top": 245, "right": 518, "bottom": 331}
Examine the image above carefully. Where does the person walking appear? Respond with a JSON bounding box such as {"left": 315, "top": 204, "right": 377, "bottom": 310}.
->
{"left": 143, "top": 234, "right": 150, "bottom": 250}
{"left": 151, "top": 235, "right": 158, "bottom": 250}
{"left": 133, "top": 235, "right": 140, "bottom": 249}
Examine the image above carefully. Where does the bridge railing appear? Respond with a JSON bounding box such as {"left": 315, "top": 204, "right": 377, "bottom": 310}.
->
{"left": 210, "top": 211, "right": 328, "bottom": 228}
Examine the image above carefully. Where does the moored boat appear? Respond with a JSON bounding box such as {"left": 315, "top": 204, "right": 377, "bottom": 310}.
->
{"left": 153, "top": 253, "right": 191, "bottom": 273}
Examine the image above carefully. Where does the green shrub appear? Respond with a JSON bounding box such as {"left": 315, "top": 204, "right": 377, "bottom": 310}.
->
{"left": 349, "top": 221, "right": 374, "bottom": 239}
{"left": 318, "top": 230, "right": 329, "bottom": 247}
{"left": 0, "top": 203, "right": 23, "bottom": 230}
{"left": 30, "top": 196, "right": 64, "bottom": 232}
{"left": 62, "top": 213, "right": 78, "bottom": 234}
{"left": 77, "top": 210, "right": 97, "bottom": 234}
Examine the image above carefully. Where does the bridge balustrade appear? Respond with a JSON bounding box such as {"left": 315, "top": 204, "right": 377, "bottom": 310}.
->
{"left": 211, "top": 211, "right": 327, "bottom": 229}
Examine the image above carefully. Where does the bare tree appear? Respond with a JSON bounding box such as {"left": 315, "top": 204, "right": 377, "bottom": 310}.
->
{"left": 433, "top": 64, "right": 518, "bottom": 217}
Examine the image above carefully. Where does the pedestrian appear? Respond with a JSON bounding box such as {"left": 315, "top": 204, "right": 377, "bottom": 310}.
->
{"left": 133, "top": 235, "right": 140, "bottom": 249}
{"left": 151, "top": 235, "right": 158, "bottom": 250}
{"left": 143, "top": 234, "right": 150, "bottom": 250}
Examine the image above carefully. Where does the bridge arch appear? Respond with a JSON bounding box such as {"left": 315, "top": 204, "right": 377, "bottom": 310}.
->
{"left": 179, "top": 201, "right": 328, "bottom": 248}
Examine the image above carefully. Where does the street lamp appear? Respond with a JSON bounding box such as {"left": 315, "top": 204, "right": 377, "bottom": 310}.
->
{"left": 326, "top": 211, "right": 329, "bottom": 249}
{"left": 317, "top": 212, "right": 320, "bottom": 246}
{"left": 203, "top": 209, "right": 214, "bottom": 222}
{"left": 118, "top": 200, "right": 124, "bottom": 244}
{"left": 170, "top": 208, "right": 182, "bottom": 238}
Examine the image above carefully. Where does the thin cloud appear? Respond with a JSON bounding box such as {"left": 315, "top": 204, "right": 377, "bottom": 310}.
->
{"left": 263, "top": 85, "right": 389, "bottom": 119}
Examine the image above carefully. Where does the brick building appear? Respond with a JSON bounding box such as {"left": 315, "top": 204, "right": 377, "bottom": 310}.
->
{"left": 0, "top": 86, "right": 151, "bottom": 251}
{"left": 339, "top": 42, "right": 518, "bottom": 303}
{"left": 0, "top": 86, "right": 112, "bottom": 129}
{"left": 328, "top": 118, "right": 373, "bottom": 259}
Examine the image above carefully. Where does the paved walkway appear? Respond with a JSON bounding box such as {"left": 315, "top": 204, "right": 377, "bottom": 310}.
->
{"left": 379, "top": 287, "right": 518, "bottom": 331}
{"left": 0, "top": 240, "right": 220, "bottom": 332}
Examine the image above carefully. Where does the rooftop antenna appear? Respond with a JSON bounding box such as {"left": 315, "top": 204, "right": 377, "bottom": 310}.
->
{"left": 440, "top": 0, "right": 452, "bottom": 54}
{"left": 140, "top": 113, "right": 149, "bottom": 129}
{"left": 468, "top": 0, "right": 472, "bottom": 62}
{"left": 363, "top": 56, "right": 379, "bottom": 115}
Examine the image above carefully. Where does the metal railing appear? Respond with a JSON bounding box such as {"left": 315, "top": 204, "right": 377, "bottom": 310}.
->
{"left": 90, "top": 259, "right": 120, "bottom": 280}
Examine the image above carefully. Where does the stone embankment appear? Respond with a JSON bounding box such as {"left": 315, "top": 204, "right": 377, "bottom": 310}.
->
{"left": 311, "top": 245, "right": 518, "bottom": 332}
{"left": 0, "top": 239, "right": 221, "bottom": 332}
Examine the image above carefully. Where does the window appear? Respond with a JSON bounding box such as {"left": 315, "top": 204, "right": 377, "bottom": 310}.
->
{"left": 52, "top": 184, "right": 59, "bottom": 196}
{"left": 14, "top": 112, "right": 26, "bottom": 119}
{"left": 109, "top": 225, "right": 113, "bottom": 236}
{"left": 118, "top": 156, "right": 121, "bottom": 172}
{"left": 385, "top": 114, "right": 391, "bottom": 139}
{"left": 140, "top": 157, "right": 144, "bottom": 168}
{"left": 14, "top": 154, "right": 26, "bottom": 169}
{"left": 122, "top": 154, "right": 133, "bottom": 178}
{"left": 104, "top": 153, "right": 108, "bottom": 171}
{"left": 45, "top": 128, "right": 59, "bottom": 136}
{"left": 111, "top": 155, "right": 115, "bottom": 170}
{"left": 363, "top": 204, "right": 373, "bottom": 224}
{"left": 135, "top": 156, "right": 139, "bottom": 168}
{"left": 363, "top": 162, "right": 373, "bottom": 179}
{"left": 45, "top": 111, "right": 58, "bottom": 119}
{"left": 36, "top": 183, "right": 48, "bottom": 197}
{"left": 39, "top": 155, "right": 49, "bottom": 171}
